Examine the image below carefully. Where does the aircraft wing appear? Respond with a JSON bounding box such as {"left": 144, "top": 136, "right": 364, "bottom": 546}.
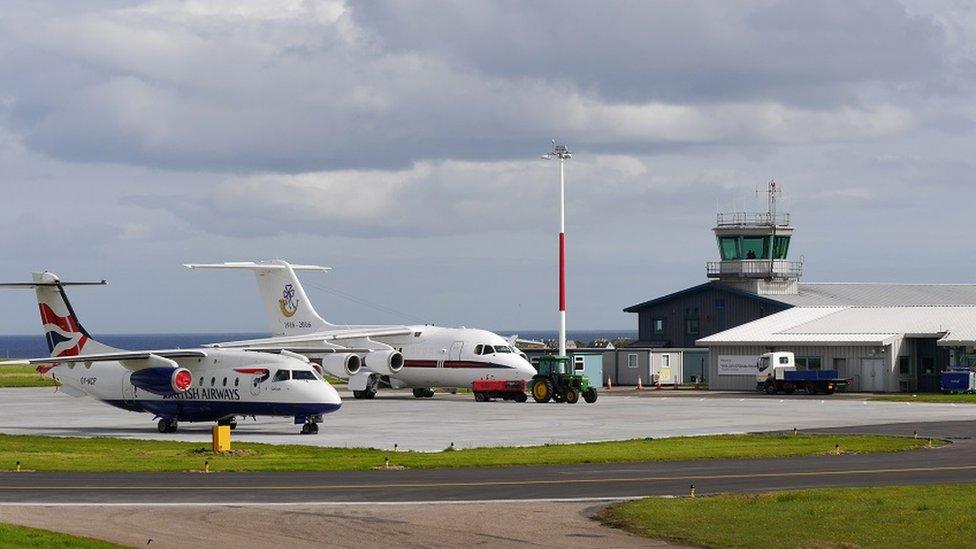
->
{"left": 0, "top": 350, "right": 208, "bottom": 368}
{"left": 210, "top": 327, "right": 415, "bottom": 348}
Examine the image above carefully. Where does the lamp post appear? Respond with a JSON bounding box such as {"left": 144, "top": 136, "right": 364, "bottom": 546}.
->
{"left": 542, "top": 140, "right": 572, "bottom": 357}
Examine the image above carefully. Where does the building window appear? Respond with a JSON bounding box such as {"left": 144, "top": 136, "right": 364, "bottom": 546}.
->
{"left": 718, "top": 237, "right": 740, "bottom": 260}
{"left": 773, "top": 235, "right": 791, "bottom": 259}
{"left": 741, "top": 236, "right": 770, "bottom": 260}
{"left": 661, "top": 354, "right": 671, "bottom": 368}
{"left": 685, "top": 318, "right": 700, "bottom": 335}
{"left": 898, "top": 356, "right": 911, "bottom": 376}
{"left": 627, "top": 354, "right": 638, "bottom": 369}
{"left": 653, "top": 318, "right": 665, "bottom": 335}
{"left": 574, "top": 356, "right": 585, "bottom": 372}
{"left": 795, "top": 356, "right": 822, "bottom": 370}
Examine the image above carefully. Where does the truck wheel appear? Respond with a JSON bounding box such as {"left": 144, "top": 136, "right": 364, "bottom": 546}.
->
{"left": 514, "top": 392, "right": 527, "bottom": 403}
{"left": 532, "top": 380, "right": 553, "bottom": 403}
{"left": 564, "top": 388, "right": 579, "bottom": 404}
{"left": 583, "top": 387, "right": 598, "bottom": 403}
{"left": 804, "top": 382, "right": 819, "bottom": 395}
{"left": 783, "top": 383, "right": 796, "bottom": 395}
{"left": 764, "top": 382, "right": 777, "bottom": 395}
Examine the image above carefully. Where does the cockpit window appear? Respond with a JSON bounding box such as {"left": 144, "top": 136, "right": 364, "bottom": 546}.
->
{"left": 272, "top": 369, "right": 290, "bottom": 382}
{"left": 481, "top": 345, "right": 494, "bottom": 355}
{"left": 494, "top": 345, "right": 513, "bottom": 353}
{"left": 292, "top": 370, "right": 316, "bottom": 381}
{"left": 474, "top": 345, "right": 483, "bottom": 355}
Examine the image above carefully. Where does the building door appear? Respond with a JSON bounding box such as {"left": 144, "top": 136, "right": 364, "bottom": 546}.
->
{"left": 860, "top": 359, "right": 885, "bottom": 392}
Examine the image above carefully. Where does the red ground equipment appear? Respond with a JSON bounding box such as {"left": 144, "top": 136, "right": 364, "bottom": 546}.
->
{"left": 472, "top": 379, "right": 528, "bottom": 402}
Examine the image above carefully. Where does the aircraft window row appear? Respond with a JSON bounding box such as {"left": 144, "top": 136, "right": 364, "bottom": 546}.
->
{"left": 200, "top": 376, "right": 240, "bottom": 387}
{"left": 292, "top": 370, "right": 317, "bottom": 381}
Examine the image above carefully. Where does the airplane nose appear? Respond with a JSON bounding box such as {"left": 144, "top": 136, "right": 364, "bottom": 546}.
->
{"left": 321, "top": 380, "right": 342, "bottom": 408}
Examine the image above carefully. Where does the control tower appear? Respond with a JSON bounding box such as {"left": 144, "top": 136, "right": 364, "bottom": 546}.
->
{"left": 706, "top": 180, "right": 802, "bottom": 296}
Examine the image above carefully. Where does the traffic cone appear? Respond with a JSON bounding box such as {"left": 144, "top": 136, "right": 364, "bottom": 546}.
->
{"left": 606, "top": 377, "right": 612, "bottom": 391}
{"left": 656, "top": 377, "right": 662, "bottom": 390}
{"left": 636, "top": 376, "right": 643, "bottom": 391}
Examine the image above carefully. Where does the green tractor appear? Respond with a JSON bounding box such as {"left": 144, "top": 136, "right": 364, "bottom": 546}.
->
{"left": 529, "top": 355, "right": 598, "bottom": 404}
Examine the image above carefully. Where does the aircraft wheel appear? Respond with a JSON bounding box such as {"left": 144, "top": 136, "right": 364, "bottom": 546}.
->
{"left": 564, "top": 388, "right": 579, "bottom": 404}
{"left": 352, "top": 390, "right": 365, "bottom": 399}
{"left": 424, "top": 388, "right": 435, "bottom": 398}
{"left": 514, "top": 392, "right": 527, "bottom": 403}
{"left": 308, "top": 423, "right": 319, "bottom": 434}
{"left": 532, "top": 380, "right": 553, "bottom": 403}
{"left": 582, "top": 387, "right": 598, "bottom": 403}
{"left": 300, "top": 423, "right": 310, "bottom": 435}
{"left": 157, "top": 419, "right": 168, "bottom": 433}
{"left": 364, "top": 388, "right": 377, "bottom": 399}
{"left": 413, "top": 388, "right": 426, "bottom": 398}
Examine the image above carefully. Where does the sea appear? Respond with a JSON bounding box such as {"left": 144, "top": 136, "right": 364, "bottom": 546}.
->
{"left": 0, "top": 330, "right": 637, "bottom": 358}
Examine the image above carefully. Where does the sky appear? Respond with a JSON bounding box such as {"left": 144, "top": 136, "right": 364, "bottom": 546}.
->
{"left": 1, "top": 0, "right": 976, "bottom": 335}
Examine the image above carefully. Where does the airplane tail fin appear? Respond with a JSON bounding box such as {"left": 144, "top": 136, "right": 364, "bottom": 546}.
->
{"left": 183, "top": 260, "right": 335, "bottom": 337}
{"left": 0, "top": 272, "right": 118, "bottom": 357}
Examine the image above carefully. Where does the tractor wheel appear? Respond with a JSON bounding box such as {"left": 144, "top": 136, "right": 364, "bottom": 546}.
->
{"left": 514, "top": 392, "right": 527, "bottom": 403}
{"left": 532, "top": 379, "right": 553, "bottom": 403}
{"left": 582, "top": 387, "right": 598, "bottom": 403}
{"left": 564, "top": 388, "right": 579, "bottom": 404}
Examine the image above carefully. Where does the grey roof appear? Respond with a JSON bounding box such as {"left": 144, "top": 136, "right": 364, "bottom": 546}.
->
{"left": 776, "top": 283, "right": 976, "bottom": 307}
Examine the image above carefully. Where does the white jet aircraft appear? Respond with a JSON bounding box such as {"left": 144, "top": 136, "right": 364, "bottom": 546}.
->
{"left": 0, "top": 272, "right": 341, "bottom": 434}
{"left": 183, "top": 260, "right": 537, "bottom": 399}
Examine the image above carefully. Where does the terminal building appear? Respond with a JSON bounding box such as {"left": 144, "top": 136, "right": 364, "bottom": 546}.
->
{"left": 622, "top": 182, "right": 976, "bottom": 392}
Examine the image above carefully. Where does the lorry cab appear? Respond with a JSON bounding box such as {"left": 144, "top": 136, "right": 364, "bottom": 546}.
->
{"left": 757, "top": 352, "right": 795, "bottom": 382}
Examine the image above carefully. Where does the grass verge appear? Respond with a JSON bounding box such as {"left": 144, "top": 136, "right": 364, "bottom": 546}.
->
{"left": 0, "top": 523, "right": 124, "bottom": 548}
{"left": 0, "top": 365, "right": 58, "bottom": 388}
{"left": 0, "top": 433, "right": 939, "bottom": 473}
{"left": 869, "top": 393, "right": 976, "bottom": 404}
{"left": 600, "top": 484, "right": 976, "bottom": 548}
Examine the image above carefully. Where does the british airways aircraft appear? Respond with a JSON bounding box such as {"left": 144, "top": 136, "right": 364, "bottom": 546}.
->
{"left": 0, "top": 272, "right": 341, "bottom": 434}
{"left": 184, "top": 260, "right": 537, "bottom": 399}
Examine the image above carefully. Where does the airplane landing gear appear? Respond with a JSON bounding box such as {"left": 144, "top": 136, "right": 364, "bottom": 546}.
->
{"left": 300, "top": 422, "right": 319, "bottom": 435}
{"left": 218, "top": 418, "right": 238, "bottom": 430}
{"left": 412, "top": 388, "right": 435, "bottom": 398}
{"left": 157, "top": 418, "right": 178, "bottom": 433}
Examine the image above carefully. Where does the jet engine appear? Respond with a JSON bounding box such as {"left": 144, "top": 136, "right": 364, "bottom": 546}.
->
{"left": 363, "top": 350, "right": 404, "bottom": 375}
{"left": 130, "top": 367, "right": 193, "bottom": 396}
{"left": 319, "top": 353, "right": 362, "bottom": 378}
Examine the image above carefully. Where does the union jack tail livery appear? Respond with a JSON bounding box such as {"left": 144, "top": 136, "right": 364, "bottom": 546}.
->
{"left": 0, "top": 272, "right": 115, "bottom": 358}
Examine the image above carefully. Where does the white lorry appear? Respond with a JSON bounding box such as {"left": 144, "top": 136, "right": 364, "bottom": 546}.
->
{"left": 756, "top": 352, "right": 849, "bottom": 395}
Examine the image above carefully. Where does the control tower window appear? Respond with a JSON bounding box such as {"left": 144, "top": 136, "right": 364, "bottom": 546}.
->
{"left": 741, "top": 236, "right": 770, "bottom": 260}
{"left": 718, "top": 237, "right": 740, "bottom": 260}
{"left": 773, "top": 235, "right": 791, "bottom": 259}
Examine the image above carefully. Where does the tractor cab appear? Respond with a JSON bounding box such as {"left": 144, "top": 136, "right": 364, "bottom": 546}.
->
{"left": 529, "top": 355, "right": 598, "bottom": 404}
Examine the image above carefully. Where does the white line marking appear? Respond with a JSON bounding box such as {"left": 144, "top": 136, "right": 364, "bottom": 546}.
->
{"left": 0, "top": 496, "right": 650, "bottom": 507}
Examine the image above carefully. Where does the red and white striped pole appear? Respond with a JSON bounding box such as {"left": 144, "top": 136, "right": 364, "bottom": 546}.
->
{"left": 544, "top": 141, "right": 572, "bottom": 358}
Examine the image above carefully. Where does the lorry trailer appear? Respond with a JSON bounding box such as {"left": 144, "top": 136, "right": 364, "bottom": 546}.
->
{"left": 757, "top": 352, "right": 849, "bottom": 395}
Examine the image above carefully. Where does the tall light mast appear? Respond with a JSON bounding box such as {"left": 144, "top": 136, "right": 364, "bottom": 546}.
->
{"left": 542, "top": 140, "right": 572, "bottom": 357}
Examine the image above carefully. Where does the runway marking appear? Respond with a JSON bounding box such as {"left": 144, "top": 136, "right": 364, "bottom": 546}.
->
{"left": 2, "top": 463, "right": 975, "bottom": 492}
{"left": 0, "top": 496, "right": 650, "bottom": 507}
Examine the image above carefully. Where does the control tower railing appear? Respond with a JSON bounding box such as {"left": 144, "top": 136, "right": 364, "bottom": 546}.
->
{"left": 716, "top": 212, "right": 791, "bottom": 227}
{"left": 706, "top": 259, "right": 803, "bottom": 279}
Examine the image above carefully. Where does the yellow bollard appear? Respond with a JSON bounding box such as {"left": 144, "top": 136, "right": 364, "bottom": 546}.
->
{"left": 212, "top": 425, "right": 231, "bottom": 453}
{"left": 689, "top": 484, "right": 696, "bottom": 498}
{"left": 15, "top": 461, "right": 20, "bottom": 473}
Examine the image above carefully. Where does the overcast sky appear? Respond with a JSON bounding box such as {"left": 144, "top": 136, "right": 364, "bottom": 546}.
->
{"left": 1, "top": 0, "right": 975, "bottom": 335}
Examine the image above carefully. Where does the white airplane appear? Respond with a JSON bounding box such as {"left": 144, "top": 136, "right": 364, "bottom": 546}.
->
{"left": 183, "top": 260, "right": 537, "bottom": 399}
{"left": 0, "top": 272, "right": 341, "bottom": 434}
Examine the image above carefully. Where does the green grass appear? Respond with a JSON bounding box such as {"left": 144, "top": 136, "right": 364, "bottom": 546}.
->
{"left": 0, "top": 364, "right": 58, "bottom": 388}
{"left": 0, "top": 433, "right": 938, "bottom": 473}
{"left": 601, "top": 484, "right": 976, "bottom": 548}
{"left": 0, "top": 523, "right": 124, "bottom": 548}
{"left": 869, "top": 393, "right": 976, "bottom": 404}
